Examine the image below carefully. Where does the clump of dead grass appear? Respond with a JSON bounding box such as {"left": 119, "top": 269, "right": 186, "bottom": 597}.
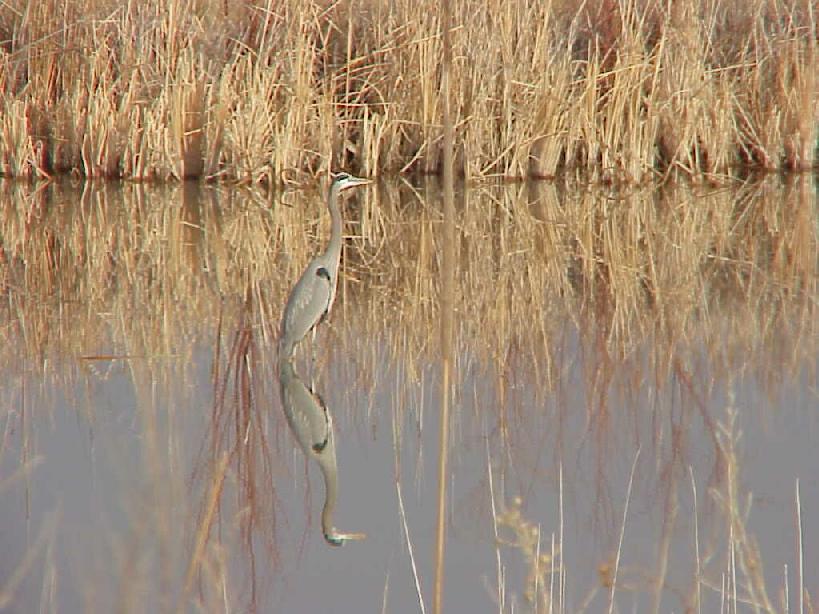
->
{"left": 496, "top": 496, "right": 558, "bottom": 610}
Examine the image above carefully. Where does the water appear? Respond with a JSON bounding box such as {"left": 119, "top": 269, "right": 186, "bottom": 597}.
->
{"left": 0, "top": 176, "right": 816, "bottom": 613}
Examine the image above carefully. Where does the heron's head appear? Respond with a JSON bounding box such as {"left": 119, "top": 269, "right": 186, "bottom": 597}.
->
{"left": 331, "top": 171, "right": 370, "bottom": 192}
{"left": 323, "top": 529, "right": 366, "bottom": 547}
{"left": 324, "top": 531, "right": 346, "bottom": 547}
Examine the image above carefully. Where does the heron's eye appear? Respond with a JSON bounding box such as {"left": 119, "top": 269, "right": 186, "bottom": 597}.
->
{"left": 316, "top": 267, "right": 331, "bottom": 280}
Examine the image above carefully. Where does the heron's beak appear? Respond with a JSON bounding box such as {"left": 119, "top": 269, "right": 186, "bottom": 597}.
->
{"left": 324, "top": 530, "right": 367, "bottom": 546}
{"left": 338, "top": 176, "right": 371, "bottom": 194}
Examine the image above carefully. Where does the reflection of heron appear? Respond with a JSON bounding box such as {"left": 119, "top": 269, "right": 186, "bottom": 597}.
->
{"left": 279, "top": 172, "right": 370, "bottom": 360}
{"left": 278, "top": 357, "right": 366, "bottom": 546}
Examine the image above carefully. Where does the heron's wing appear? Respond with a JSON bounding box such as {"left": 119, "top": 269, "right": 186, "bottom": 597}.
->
{"left": 280, "top": 259, "right": 333, "bottom": 347}
{"left": 278, "top": 361, "right": 331, "bottom": 454}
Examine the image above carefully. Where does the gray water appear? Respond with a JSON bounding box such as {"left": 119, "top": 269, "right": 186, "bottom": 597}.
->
{"left": 0, "top": 177, "right": 816, "bottom": 613}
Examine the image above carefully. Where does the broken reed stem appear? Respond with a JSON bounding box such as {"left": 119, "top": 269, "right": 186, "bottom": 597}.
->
{"left": 559, "top": 462, "right": 565, "bottom": 614}
{"left": 690, "top": 466, "right": 702, "bottom": 614}
{"left": 608, "top": 447, "right": 640, "bottom": 614}
{"left": 396, "top": 478, "right": 427, "bottom": 614}
{"left": 796, "top": 479, "right": 804, "bottom": 614}
{"left": 485, "top": 427, "right": 505, "bottom": 613}
{"left": 178, "top": 451, "right": 229, "bottom": 613}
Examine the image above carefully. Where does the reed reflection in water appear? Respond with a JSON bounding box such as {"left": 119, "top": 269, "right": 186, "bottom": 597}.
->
{"left": 0, "top": 176, "right": 816, "bottom": 612}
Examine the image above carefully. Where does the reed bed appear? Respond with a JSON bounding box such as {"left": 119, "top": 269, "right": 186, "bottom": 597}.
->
{"left": 0, "top": 0, "right": 816, "bottom": 183}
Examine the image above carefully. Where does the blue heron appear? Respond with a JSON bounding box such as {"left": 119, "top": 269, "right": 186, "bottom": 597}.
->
{"left": 278, "top": 357, "right": 366, "bottom": 546}
{"left": 278, "top": 172, "right": 370, "bottom": 360}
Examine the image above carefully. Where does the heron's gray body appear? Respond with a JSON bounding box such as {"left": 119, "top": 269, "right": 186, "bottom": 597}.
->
{"left": 278, "top": 173, "right": 368, "bottom": 360}
{"left": 278, "top": 358, "right": 365, "bottom": 546}
{"left": 279, "top": 257, "right": 336, "bottom": 358}
{"left": 278, "top": 358, "right": 332, "bottom": 457}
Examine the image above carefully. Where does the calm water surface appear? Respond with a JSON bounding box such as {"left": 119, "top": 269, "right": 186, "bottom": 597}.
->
{"left": 0, "top": 177, "right": 816, "bottom": 613}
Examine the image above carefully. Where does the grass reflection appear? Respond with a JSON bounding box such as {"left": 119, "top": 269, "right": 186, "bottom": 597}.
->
{"left": 0, "top": 175, "right": 815, "bottom": 611}
{"left": 3, "top": 177, "right": 813, "bottom": 383}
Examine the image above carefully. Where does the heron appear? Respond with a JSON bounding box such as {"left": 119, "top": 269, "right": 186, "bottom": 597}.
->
{"left": 279, "top": 172, "right": 370, "bottom": 361}
{"left": 278, "top": 356, "right": 366, "bottom": 546}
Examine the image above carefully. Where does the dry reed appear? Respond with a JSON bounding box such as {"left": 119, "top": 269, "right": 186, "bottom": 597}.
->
{"left": 0, "top": 0, "right": 815, "bottom": 183}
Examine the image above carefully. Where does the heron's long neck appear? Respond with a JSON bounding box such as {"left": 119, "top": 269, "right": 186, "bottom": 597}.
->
{"left": 321, "top": 185, "right": 343, "bottom": 266}
{"left": 319, "top": 450, "right": 339, "bottom": 537}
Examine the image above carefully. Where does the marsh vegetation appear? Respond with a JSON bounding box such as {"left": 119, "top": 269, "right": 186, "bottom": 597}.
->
{"left": 0, "top": 0, "right": 816, "bottom": 182}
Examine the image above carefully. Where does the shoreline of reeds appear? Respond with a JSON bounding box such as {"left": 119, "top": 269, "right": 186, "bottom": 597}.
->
{"left": 0, "top": 0, "right": 816, "bottom": 185}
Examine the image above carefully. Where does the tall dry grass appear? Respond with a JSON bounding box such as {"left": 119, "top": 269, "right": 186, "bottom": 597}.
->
{"left": 0, "top": 0, "right": 815, "bottom": 183}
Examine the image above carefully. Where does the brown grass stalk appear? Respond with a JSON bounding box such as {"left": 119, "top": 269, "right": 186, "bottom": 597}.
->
{"left": 178, "top": 451, "right": 230, "bottom": 613}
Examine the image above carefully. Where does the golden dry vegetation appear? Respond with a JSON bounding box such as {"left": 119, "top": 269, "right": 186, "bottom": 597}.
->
{"left": 0, "top": 0, "right": 816, "bottom": 183}
{"left": 0, "top": 176, "right": 814, "bottom": 395}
